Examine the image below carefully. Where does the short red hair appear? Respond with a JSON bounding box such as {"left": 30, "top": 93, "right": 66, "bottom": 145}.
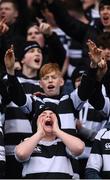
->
{"left": 40, "top": 63, "right": 62, "bottom": 78}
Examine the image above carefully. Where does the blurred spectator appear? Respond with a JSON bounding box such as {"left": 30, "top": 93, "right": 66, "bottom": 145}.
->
{"left": 71, "top": 66, "right": 108, "bottom": 178}
{"left": 63, "top": 0, "right": 89, "bottom": 79}
{"left": 44, "top": 0, "right": 110, "bottom": 72}
{"left": 0, "top": 79, "right": 10, "bottom": 178}
{"left": 96, "top": 32, "right": 110, "bottom": 98}
{"left": 0, "top": 0, "right": 33, "bottom": 77}
{"left": 3, "top": 41, "right": 43, "bottom": 178}
{"left": 25, "top": 21, "right": 66, "bottom": 70}
{"left": 85, "top": 124, "right": 110, "bottom": 179}
{"left": 82, "top": 0, "right": 100, "bottom": 27}
{"left": 41, "top": 8, "right": 71, "bottom": 77}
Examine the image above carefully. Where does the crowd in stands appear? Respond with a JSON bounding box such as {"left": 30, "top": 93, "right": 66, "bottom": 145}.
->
{"left": 0, "top": 0, "right": 110, "bottom": 179}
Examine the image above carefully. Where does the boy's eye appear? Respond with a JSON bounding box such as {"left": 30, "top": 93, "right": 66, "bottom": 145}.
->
{"left": 37, "top": 49, "right": 41, "bottom": 53}
{"left": 43, "top": 77, "right": 48, "bottom": 80}
{"left": 52, "top": 76, "right": 57, "bottom": 79}
{"left": 28, "top": 48, "right": 34, "bottom": 53}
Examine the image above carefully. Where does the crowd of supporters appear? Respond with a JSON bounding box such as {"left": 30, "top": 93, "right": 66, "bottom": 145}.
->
{"left": 0, "top": 0, "right": 110, "bottom": 179}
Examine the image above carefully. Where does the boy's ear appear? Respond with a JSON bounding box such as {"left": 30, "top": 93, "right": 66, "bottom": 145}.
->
{"left": 21, "top": 60, "right": 23, "bottom": 65}
{"left": 39, "top": 80, "right": 43, "bottom": 88}
{"left": 21, "top": 58, "right": 24, "bottom": 65}
{"left": 60, "top": 77, "right": 64, "bottom": 87}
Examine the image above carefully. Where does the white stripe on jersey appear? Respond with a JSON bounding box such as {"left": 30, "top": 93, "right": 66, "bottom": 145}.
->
{"left": 43, "top": 98, "right": 59, "bottom": 104}
{"left": 22, "top": 156, "right": 74, "bottom": 177}
{"left": 102, "top": 154, "right": 110, "bottom": 171}
{"left": 101, "top": 97, "right": 110, "bottom": 117}
{"left": 95, "top": 128, "right": 110, "bottom": 141}
{"left": 69, "top": 49, "right": 82, "bottom": 58}
{"left": 86, "top": 153, "right": 102, "bottom": 172}
{"left": 70, "top": 89, "right": 85, "bottom": 110}
{"left": 0, "top": 145, "right": 5, "bottom": 161}
{"left": 67, "top": 64, "right": 76, "bottom": 77}
{"left": 59, "top": 113, "right": 75, "bottom": 129}
{"left": 17, "top": 77, "right": 40, "bottom": 85}
{"left": 78, "top": 147, "right": 91, "bottom": 159}
{"left": 3, "top": 75, "right": 40, "bottom": 86}
{"left": 4, "top": 119, "right": 32, "bottom": 133}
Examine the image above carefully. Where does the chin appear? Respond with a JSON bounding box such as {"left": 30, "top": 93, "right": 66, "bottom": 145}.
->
{"left": 45, "top": 128, "right": 52, "bottom": 133}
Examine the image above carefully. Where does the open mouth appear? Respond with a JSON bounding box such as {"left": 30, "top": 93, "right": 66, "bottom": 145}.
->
{"left": 103, "top": 16, "right": 109, "bottom": 22}
{"left": 1, "top": 15, "right": 6, "bottom": 18}
{"left": 103, "top": 16, "right": 109, "bottom": 19}
{"left": 34, "top": 58, "right": 40, "bottom": 63}
{"left": 45, "top": 121, "right": 53, "bottom": 127}
{"left": 48, "top": 85, "right": 55, "bottom": 89}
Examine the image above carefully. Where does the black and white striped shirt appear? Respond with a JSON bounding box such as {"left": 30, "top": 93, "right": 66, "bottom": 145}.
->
{"left": 16, "top": 138, "right": 78, "bottom": 179}
{"left": 0, "top": 95, "right": 5, "bottom": 178}
{"left": 86, "top": 127, "right": 110, "bottom": 178}
{"left": 20, "top": 88, "right": 85, "bottom": 137}
{"left": 4, "top": 74, "right": 42, "bottom": 156}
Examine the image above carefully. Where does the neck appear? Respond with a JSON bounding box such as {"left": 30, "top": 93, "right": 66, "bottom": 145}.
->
{"left": 42, "top": 134, "right": 56, "bottom": 141}
{"left": 22, "top": 66, "right": 37, "bottom": 78}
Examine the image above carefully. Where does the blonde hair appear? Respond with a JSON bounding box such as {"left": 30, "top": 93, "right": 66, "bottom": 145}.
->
{"left": 40, "top": 63, "right": 62, "bottom": 78}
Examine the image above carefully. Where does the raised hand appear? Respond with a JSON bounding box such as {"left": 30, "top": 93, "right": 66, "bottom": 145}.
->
{"left": 0, "top": 18, "right": 9, "bottom": 35}
{"left": 52, "top": 114, "right": 60, "bottom": 135}
{"left": 96, "top": 61, "right": 108, "bottom": 81}
{"left": 87, "top": 39, "right": 104, "bottom": 67}
{"left": 39, "top": 22, "right": 52, "bottom": 36}
{"left": 37, "top": 115, "right": 46, "bottom": 138}
{"left": 87, "top": 39, "right": 107, "bottom": 80}
{"left": 4, "top": 45, "right": 15, "bottom": 75}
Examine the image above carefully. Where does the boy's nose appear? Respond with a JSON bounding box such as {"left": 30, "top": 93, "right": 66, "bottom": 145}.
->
{"left": 48, "top": 77, "right": 53, "bottom": 82}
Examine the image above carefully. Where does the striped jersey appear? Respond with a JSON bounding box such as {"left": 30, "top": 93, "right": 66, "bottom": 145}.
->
{"left": 16, "top": 138, "right": 78, "bottom": 179}
{"left": 20, "top": 88, "right": 86, "bottom": 136}
{"left": 0, "top": 95, "right": 5, "bottom": 178}
{"left": 67, "top": 39, "right": 83, "bottom": 78}
{"left": 78, "top": 86, "right": 108, "bottom": 159}
{"left": 86, "top": 127, "right": 110, "bottom": 178}
{"left": 4, "top": 74, "right": 42, "bottom": 156}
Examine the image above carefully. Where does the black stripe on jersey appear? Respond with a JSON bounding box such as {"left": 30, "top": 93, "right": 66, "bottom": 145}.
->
{"left": 5, "top": 107, "right": 29, "bottom": 120}
{"left": 0, "top": 132, "right": 4, "bottom": 146}
{"left": 41, "top": 96, "right": 75, "bottom": 114}
{"left": 58, "top": 98, "right": 75, "bottom": 114}
{"left": 102, "top": 171, "right": 110, "bottom": 179}
{"left": 91, "top": 139, "right": 102, "bottom": 154}
{"left": 63, "top": 129, "right": 77, "bottom": 136}
{"left": 0, "top": 161, "right": 5, "bottom": 177}
{"left": 101, "top": 139, "right": 110, "bottom": 155}
{"left": 70, "top": 157, "right": 79, "bottom": 174}
{"left": 32, "top": 142, "right": 66, "bottom": 158}
{"left": 4, "top": 133, "right": 32, "bottom": 145}
{"left": 26, "top": 172, "right": 72, "bottom": 179}
{"left": 21, "top": 83, "right": 43, "bottom": 94}
{"left": 87, "top": 109, "right": 108, "bottom": 122}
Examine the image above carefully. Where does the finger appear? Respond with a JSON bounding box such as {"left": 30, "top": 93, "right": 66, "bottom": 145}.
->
{"left": 0, "top": 17, "right": 7, "bottom": 25}
{"left": 36, "top": 17, "right": 43, "bottom": 26}
{"left": 11, "top": 44, "right": 14, "bottom": 50}
{"left": 39, "top": 23, "right": 46, "bottom": 31}
{"left": 1, "top": 24, "right": 7, "bottom": 33}
{"left": 88, "top": 52, "right": 93, "bottom": 60}
{"left": 98, "top": 60, "right": 106, "bottom": 68}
